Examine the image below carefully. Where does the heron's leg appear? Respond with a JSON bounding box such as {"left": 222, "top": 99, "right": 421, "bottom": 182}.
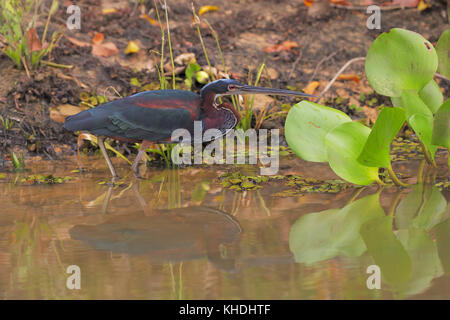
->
{"left": 131, "top": 140, "right": 152, "bottom": 178}
{"left": 98, "top": 136, "right": 118, "bottom": 179}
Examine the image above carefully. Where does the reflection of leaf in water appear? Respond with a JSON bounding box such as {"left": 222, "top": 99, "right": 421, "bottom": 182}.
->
{"left": 289, "top": 192, "right": 384, "bottom": 264}
{"left": 434, "top": 218, "right": 450, "bottom": 275}
{"left": 395, "top": 184, "right": 447, "bottom": 231}
{"left": 331, "top": 193, "right": 385, "bottom": 257}
{"left": 289, "top": 209, "right": 341, "bottom": 264}
{"left": 360, "top": 216, "right": 412, "bottom": 285}
{"left": 394, "top": 227, "right": 443, "bottom": 297}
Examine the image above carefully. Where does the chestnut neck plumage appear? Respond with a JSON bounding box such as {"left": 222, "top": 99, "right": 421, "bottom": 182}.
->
{"left": 200, "top": 91, "right": 240, "bottom": 134}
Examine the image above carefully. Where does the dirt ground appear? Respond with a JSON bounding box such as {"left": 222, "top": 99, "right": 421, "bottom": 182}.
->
{"left": 0, "top": 0, "right": 448, "bottom": 163}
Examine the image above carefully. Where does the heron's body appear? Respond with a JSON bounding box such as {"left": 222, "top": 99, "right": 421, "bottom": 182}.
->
{"left": 64, "top": 79, "right": 314, "bottom": 179}
{"left": 64, "top": 89, "right": 237, "bottom": 143}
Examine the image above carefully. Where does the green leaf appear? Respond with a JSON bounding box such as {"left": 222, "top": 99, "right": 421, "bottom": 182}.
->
{"left": 436, "top": 28, "right": 450, "bottom": 78}
{"left": 365, "top": 28, "right": 438, "bottom": 97}
{"left": 418, "top": 79, "right": 443, "bottom": 114}
{"left": 395, "top": 227, "right": 443, "bottom": 297}
{"left": 289, "top": 192, "right": 386, "bottom": 264}
{"left": 434, "top": 217, "right": 450, "bottom": 274}
{"left": 285, "top": 101, "right": 351, "bottom": 162}
{"left": 289, "top": 209, "right": 341, "bottom": 264}
{"left": 325, "top": 122, "right": 379, "bottom": 185}
{"left": 431, "top": 99, "right": 450, "bottom": 148}
{"left": 357, "top": 107, "right": 406, "bottom": 168}
{"left": 395, "top": 185, "right": 447, "bottom": 231}
{"left": 401, "top": 90, "right": 437, "bottom": 160}
{"left": 401, "top": 90, "right": 433, "bottom": 119}
{"left": 360, "top": 216, "right": 412, "bottom": 285}
{"left": 330, "top": 192, "right": 386, "bottom": 257}
{"left": 409, "top": 113, "right": 437, "bottom": 160}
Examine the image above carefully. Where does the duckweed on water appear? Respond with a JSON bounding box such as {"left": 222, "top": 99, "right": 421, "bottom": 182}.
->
{"left": 21, "top": 175, "right": 71, "bottom": 185}
{"left": 434, "top": 181, "right": 450, "bottom": 191}
{"left": 284, "top": 176, "right": 352, "bottom": 194}
{"left": 219, "top": 172, "right": 269, "bottom": 191}
{"left": 391, "top": 137, "right": 424, "bottom": 162}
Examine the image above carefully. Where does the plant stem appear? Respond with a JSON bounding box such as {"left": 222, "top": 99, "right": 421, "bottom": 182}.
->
{"left": 387, "top": 164, "right": 409, "bottom": 187}
{"left": 192, "top": 4, "right": 214, "bottom": 80}
{"left": 416, "top": 159, "right": 425, "bottom": 184}
{"left": 41, "top": 61, "right": 73, "bottom": 69}
{"left": 163, "top": 0, "right": 176, "bottom": 89}
{"left": 419, "top": 140, "right": 437, "bottom": 168}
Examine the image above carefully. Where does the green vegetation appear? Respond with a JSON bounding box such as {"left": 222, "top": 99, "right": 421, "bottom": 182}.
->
{"left": 285, "top": 28, "right": 449, "bottom": 186}
{"left": 0, "top": 0, "right": 61, "bottom": 75}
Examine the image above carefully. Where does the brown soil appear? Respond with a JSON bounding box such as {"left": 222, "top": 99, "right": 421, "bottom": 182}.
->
{"left": 0, "top": 0, "right": 448, "bottom": 163}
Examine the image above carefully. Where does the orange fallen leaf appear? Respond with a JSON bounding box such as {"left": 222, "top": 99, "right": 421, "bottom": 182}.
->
{"left": 140, "top": 14, "right": 161, "bottom": 26}
{"left": 264, "top": 40, "right": 298, "bottom": 53}
{"left": 92, "top": 42, "right": 118, "bottom": 57}
{"left": 303, "top": 81, "right": 320, "bottom": 95}
{"left": 92, "top": 32, "right": 104, "bottom": 45}
{"left": 65, "top": 35, "right": 91, "bottom": 47}
{"left": 198, "top": 5, "right": 219, "bottom": 15}
{"left": 27, "top": 28, "right": 42, "bottom": 52}
{"left": 337, "top": 74, "right": 360, "bottom": 83}
{"left": 304, "top": 0, "right": 314, "bottom": 7}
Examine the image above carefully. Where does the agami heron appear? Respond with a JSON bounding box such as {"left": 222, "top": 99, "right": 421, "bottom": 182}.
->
{"left": 64, "top": 79, "right": 314, "bottom": 178}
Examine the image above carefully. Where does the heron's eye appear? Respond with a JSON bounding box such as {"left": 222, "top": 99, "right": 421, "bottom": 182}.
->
{"left": 228, "top": 85, "right": 235, "bottom": 91}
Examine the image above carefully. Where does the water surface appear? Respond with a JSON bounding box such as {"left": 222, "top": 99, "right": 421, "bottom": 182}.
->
{"left": 0, "top": 155, "right": 449, "bottom": 299}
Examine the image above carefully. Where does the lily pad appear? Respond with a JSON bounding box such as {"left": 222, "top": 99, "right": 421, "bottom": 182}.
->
{"left": 285, "top": 101, "right": 351, "bottom": 162}
{"left": 325, "top": 122, "right": 379, "bottom": 185}
{"left": 365, "top": 28, "right": 438, "bottom": 97}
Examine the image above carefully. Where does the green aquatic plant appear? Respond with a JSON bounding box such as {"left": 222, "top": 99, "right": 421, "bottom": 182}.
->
{"left": 21, "top": 174, "right": 71, "bottom": 184}
{"left": 285, "top": 28, "right": 449, "bottom": 186}
{"left": 289, "top": 185, "right": 449, "bottom": 297}
{"left": 0, "top": 0, "right": 61, "bottom": 74}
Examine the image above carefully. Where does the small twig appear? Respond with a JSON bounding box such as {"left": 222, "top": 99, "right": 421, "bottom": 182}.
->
{"left": 287, "top": 43, "right": 305, "bottom": 80}
{"left": 42, "top": 60, "right": 73, "bottom": 69}
{"left": 436, "top": 73, "right": 450, "bottom": 82}
{"left": 308, "top": 49, "right": 341, "bottom": 84}
{"left": 315, "top": 57, "right": 365, "bottom": 103}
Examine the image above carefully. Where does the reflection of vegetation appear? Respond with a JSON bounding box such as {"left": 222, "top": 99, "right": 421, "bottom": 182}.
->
{"left": 289, "top": 185, "right": 449, "bottom": 298}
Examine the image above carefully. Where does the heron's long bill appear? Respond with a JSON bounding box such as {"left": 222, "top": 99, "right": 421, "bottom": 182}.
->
{"left": 225, "top": 85, "right": 317, "bottom": 98}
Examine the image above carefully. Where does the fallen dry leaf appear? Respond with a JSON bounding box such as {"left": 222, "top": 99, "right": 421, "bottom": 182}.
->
{"left": 174, "top": 53, "right": 196, "bottom": 65}
{"left": 27, "top": 28, "right": 42, "bottom": 52}
{"left": 92, "top": 32, "right": 104, "bottom": 45}
{"left": 50, "top": 104, "right": 87, "bottom": 123}
{"left": 124, "top": 40, "right": 140, "bottom": 54}
{"left": 417, "top": 0, "right": 430, "bottom": 11}
{"left": 102, "top": 8, "right": 117, "bottom": 14}
{"left": 264, "top": 40, "right": 298, "bottom": 53}
{"left": 92, "top": 42, "right": 118, "bottom": 57}
{"left": 303, "top": 81, "right": 320, "bottom": 95}
{"left": 337, "top": 74, "right": 360, "bottom": 83}
{"left": 304, "top": 0, "right": 314, "bottom": 7}
{"left": 140, "top": 14, "right": 161, "bottom": 26}
{"left": 198, "top": 5, "right": 219, "bottom": 15}
{"left": 392, "top": 0, "right": 419, "bottom": 6}
{"left": 65, "top": 35, "right": 91, "bottom": 47}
